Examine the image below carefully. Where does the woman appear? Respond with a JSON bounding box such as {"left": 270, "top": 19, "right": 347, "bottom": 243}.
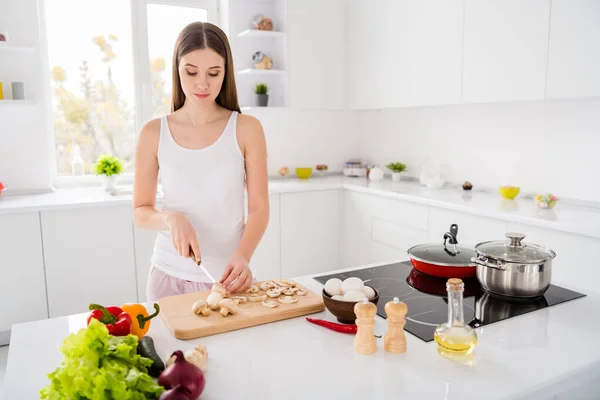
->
{"left": 133, "top": 22, "right": 269, "bottom": 302}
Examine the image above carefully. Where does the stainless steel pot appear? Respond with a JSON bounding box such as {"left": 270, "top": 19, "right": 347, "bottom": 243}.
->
{"left": 471, "top": 233, "right": 556, "bottom": 299}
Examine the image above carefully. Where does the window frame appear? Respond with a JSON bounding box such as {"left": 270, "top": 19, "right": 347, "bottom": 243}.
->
{"left": 49, "top": 0, "right": 219, "bottom": 188}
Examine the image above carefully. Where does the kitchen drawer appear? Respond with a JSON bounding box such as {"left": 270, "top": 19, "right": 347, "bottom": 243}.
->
{"left": 371, "top": 217, "right": 428, "bottom": 253}
{"left": 428, "top": 207, "right": 508, "bottom": 247}
{"left": 364, "top": 193, "right": 429, "bottom": 231}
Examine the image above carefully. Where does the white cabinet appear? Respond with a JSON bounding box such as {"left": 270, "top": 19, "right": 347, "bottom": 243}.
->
{"left": 287, "top": 0, "right": 347, "bottom": 110}
{"left": 41, "top": 205, "right": 137, "bottom": 318}
{"left": 349, "top": 0, "right": 464, "bottom": 109}
{"left": 461, "top": 0, "right": 551, "bottom": 103}
{"left": 247, "top": 194, "right": 281, "bottom": 281}
{"left": 133, "top": 226, "right": 158, "bottom": 303}
{"left": 546, "top": 0, "right": 600, "bottom": 99}
{"left": 366, "top": 194, "right": 429, "bottom": 260}
{"left": 506, "top": 222, "right": 600, "bottom": 296}
{"left": 342, "top": 190, "right": 374, "bottom": 268}
{"left": 342, "top": 191, "right": 428, "bottom": 267}
{"left": 427, "top": 207, "right": 508, "bottom": 247}
{"left": 0, "top": 213, "right": 48, "bottom": 342}
{"left": 280, "top": 190, "right": 341, "bottom": 277}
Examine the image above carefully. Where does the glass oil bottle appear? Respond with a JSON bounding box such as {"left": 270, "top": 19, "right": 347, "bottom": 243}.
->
{"left": 434, "top": 278, "right": 478, "bottom": 357}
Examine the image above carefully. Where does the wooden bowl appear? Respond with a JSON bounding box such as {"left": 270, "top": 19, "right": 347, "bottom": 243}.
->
{"left": 322, "top": 286, "right": 380, "bottom": 324}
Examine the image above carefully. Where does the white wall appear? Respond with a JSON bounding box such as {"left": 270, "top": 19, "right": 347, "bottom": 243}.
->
{"left": 0, "top": 0, "right": 53, "bottom": 193}
{"left": 244, "top": 108, "right": 358, "bottom": 175}
{"left": 357, "top": 98, "right": 600, "bottom": 203}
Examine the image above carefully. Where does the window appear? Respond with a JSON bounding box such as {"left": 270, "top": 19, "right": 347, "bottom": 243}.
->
{"left": 44, "top": 0, "right": 218, "bottom": 180}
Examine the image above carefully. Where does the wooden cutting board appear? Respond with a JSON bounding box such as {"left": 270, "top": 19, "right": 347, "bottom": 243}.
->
{"left": 158, "top": 280, "right": 325, "bottom": 340}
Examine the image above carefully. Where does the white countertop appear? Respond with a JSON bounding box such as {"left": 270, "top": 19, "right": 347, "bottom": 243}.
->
{"left": 2, "top": 261, "right": 600, "bottom": 400}
{"left": 1, "top": 175, "right": 600, "bottom": 239}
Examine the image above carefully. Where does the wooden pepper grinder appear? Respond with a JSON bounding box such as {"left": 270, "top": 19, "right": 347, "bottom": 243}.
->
{"left": 384, "top": 297, "right": 408, "bottom": 353}
{"left": 354, "top": 298, "right": 377, "bottom": 355}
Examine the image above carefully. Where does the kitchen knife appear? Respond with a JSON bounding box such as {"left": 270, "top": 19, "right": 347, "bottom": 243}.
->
{"left": 189, "top": 245, "right": 217, "bottom": 284}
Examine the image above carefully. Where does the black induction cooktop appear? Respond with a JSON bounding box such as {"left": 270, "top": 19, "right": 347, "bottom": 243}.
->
{"left": 313, "top": 261, "right": 586, "bottom": 342}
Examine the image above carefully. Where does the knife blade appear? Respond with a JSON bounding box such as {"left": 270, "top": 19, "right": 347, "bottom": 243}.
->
{"left": 189, "top": 245, "right": 217, "bottom": 284}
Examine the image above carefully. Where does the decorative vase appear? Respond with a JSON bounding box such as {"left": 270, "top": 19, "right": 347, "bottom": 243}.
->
{"left": 102, "top": 175, "right": 117, "bottom": 191}
{"left": 256, "top": 94, "right": 269, "bottom": 107}
{"left": 391, "top": 172, "right": 403, "bottom": 182}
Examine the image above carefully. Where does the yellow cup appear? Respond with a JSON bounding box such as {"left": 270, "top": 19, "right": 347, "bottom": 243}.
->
{"left": 0, "top": 82, "right": 3, "bottom": 99}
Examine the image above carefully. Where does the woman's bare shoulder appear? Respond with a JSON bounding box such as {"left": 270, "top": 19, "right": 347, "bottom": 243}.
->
{"left": 136, "top": 117, "right": 162, "bottom": 152}
{"left": 236, "top": 113, "right": 264, "bottom": 136}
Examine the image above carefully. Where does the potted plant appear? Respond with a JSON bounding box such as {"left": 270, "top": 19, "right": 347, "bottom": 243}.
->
{"left": 95, "top": 154, "right": 123, "bottom": 191}
{"left": 255, "top": 83, "right": 268, "bottom": 107}
{"left": 386, "top": 162, "right": 407, "bottom": 182}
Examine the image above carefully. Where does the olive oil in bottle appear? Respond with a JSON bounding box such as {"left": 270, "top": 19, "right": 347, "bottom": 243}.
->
{"left": 434, "top": 278, "right": 478, "bottom": 356}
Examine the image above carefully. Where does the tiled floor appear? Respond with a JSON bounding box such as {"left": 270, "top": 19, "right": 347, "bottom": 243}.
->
{"left": 0, "top": 345, "right": 9, "bottom": 396}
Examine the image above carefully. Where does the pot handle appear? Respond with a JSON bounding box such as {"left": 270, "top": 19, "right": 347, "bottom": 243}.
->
{"left": 471, "top": 256, "right": 507, "bottom": 271}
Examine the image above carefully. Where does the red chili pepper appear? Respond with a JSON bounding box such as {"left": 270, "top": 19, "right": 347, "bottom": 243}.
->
{"left": 88, "top": 304, "right": 132, "bottom": 336}
{"left": 305, "top": 317, "right": 358, "bottom": 334}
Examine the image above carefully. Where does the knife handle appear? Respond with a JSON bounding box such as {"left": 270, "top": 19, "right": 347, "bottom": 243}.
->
{"left": 188, "top": 245, "right": 201, "bottom": 265}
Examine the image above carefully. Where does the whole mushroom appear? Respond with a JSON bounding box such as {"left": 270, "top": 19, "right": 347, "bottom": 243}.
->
{"left": 218, "top": 298, "right": 237, "bottom": 317}
{"left": 192, "top": 300, "right": 210, "bottom": 316}
{"left": 207, "top": 292, "right": 223, "bottom": 311}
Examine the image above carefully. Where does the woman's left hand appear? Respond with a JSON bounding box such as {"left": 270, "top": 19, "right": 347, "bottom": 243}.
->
{"left": 220, "top": 256, "right": 253, "bottom": 294}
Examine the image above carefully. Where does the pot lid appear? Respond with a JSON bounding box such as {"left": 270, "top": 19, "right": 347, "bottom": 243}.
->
{"left": 407, "top": 242, "right": 476, "bottom": 267}
{"left": 475, "top": 233, "right": 556, "bottom": 263}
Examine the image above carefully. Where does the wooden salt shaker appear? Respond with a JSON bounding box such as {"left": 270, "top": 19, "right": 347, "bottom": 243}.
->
{"left": 384, "top": 297, "right": 407, "bottom": 353}
{"left": 354, "top": 298, "right": 377, "bottom": 355}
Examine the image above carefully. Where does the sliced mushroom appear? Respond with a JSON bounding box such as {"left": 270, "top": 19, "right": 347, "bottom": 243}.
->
{"left": 260, "top": 282, "right": 273, "bottom": 291}
{"left": 295, "top": 289, "right": 307, "bottom": 296}
{"left": 273, "top": 280, "right": 290, "bottom": 288}
{"left": 231, "top": 296, "right": 248, "bottom": 305}
{"left": 282, "top": 279, "right": 297, "bottom": 287}
{"left": 192, "top": 300, "right": 210, "bottom": 316}
{"left": 218, "top": 298, "right": 236, "bottom": 317}
{"left": 248, "top": 294, "right": 267, "bottom": 302}
{"left": 211, "top": 283, "right": 227, "bottom": 296}
{"left": 262, "top": 300, "right": 279, "bottom": 308}
{"left": 266, "top": 289, "right": 282, "bottom": 298}
{"left": 282, "top": 288, "right": 296, "bottom": 296}
{"left": 207, "top": 291, "right": 224, "bottom": 310}
{"left": 244, "top": 285, "right": 259, "bottom": 294}
{"left": 278, "top": 295, "right": 298, "bottom": 304}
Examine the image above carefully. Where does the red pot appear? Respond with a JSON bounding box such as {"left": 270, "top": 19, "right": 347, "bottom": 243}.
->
{"left": 407, "top": 268, "right": 479, "bottom": 297}
{"left": 406, "top": 224, "right": 477, "bottom": 279}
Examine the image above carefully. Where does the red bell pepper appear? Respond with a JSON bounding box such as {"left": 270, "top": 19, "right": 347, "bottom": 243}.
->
{"left": 88, "top": 304, "right": 132, "bottom": 336}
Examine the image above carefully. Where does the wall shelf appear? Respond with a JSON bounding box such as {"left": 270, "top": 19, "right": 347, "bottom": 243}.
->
{"left": 237, "top": 68, "right": 286, "bottom": 76}
{"left": 0, "top": 44, "right": 35, "bottom": 53}
{"left": 0, "top": 100, "right": 35, "bottom": 106}
{"left": 236, "top": 29, "right": 285, "bottom": 38}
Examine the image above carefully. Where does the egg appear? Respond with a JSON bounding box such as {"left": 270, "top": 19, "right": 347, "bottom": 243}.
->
{"left": 332, "top": 295, "right": 344, "bottom": 301}
{"left": 341, "top": 277, "right": 364, "bottom": 294}
{"left": 324, "top": 278, "right": 343, "bottom": 296}
{"left": 363, "top": 286, "right": 376, "bottom": 300}
{"left": 343, "top": 290, "right": 367, "bottom": 302}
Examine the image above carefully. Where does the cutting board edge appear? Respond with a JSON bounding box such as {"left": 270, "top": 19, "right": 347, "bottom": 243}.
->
{"left": 169, "top": 302, "right": 326, "bottom": 340}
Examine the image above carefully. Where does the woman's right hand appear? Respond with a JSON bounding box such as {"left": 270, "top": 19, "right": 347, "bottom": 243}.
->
{"left": 166, "top": 211, "right": 201, "bottom": 263}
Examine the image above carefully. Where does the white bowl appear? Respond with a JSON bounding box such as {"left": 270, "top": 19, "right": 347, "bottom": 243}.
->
{"left": 426, "top": 177, "right": 445, "bottom": 189}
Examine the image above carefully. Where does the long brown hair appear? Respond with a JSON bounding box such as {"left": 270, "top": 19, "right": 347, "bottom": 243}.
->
{"left": 171, "top": 22, "right": 241, "bottom": 113}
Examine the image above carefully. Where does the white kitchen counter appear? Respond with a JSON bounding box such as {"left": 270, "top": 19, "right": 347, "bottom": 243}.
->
{"left": 2, "top": 261, "right": 600, "bottom": 400}
{"left": 1, "top": 175, "right": 599, "bottom": 239}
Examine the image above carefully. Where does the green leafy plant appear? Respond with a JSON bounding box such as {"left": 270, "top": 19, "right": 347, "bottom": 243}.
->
{"left": 255, "top": 83, "right": 268, "bottom": 95}
{"left": 386, "top": 162, "right": 407, "bottom": 172}
{"left": 94, "top": 154, "right": 123, "bottom": 176}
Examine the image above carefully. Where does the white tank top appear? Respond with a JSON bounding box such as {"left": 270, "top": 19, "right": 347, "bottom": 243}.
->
{"left": 151, "top": 111, "right": 246, "bottom": 282}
